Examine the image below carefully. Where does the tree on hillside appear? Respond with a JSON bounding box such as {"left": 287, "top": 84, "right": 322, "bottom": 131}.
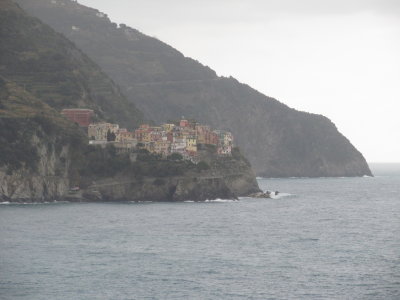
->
{"left": 167, "top": 153, "right": 183, "bottom": 161}
{"left": 106, "top": 129, "right": 116, "bottom": 142}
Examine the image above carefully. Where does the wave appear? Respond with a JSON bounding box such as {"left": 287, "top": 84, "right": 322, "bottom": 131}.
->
{"left": 204, "top": 199, "right": 238, "bottom": 203}
{"left": 270, "top": 192, "right": 294, "bottom": 199}
{"left": 0, "top": 200, "right": 70, "bottom": 205}
{"left": 0, "top": 201, "right": 48, "bottom": 205}
{"left": 258, "top": 176, "right": 374, "bottom": 180}
{"left": 182, "top": 199, "right": 238, "bottom": 203}
{"left": 130, "top": 199, "right": 238, "bottom": 204}
{"left": 240, "top": 192, "right": 294, "bottom": 200}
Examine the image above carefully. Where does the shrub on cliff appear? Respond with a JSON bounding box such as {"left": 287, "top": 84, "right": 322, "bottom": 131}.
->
{"left": 153, "top": 178, "right": 166, "bottom": 186}
{"left": 0, "top": 118, "right": 38, "bottom": 173}
{"left": 167, "top": 153, "right": 183, "bottom": 161}
{"left": 79, "top": 145, "right": 130, "bottom": 177}
{"left": 197, "top": 161, "right": 210, "bottom": 171}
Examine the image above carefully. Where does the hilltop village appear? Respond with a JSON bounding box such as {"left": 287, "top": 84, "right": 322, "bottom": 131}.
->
{"left": 61, "top": 109, "right": 234, "bottom": 161}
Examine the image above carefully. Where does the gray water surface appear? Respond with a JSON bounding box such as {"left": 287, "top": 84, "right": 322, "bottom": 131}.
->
{"left": 1, "top": 171, "right": 399, "bottom": 299}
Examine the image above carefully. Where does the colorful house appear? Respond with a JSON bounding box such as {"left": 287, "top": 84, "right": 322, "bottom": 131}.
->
{"left": 186, "top": 135, "right": 197, "bottom": 155}
{"left": 214, "top": 130, "right": 233, "bottom": 155}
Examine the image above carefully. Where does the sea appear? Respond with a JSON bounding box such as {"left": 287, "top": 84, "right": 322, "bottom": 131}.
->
{"left": 1, "top": 163, "right": 399, "bottom": 300}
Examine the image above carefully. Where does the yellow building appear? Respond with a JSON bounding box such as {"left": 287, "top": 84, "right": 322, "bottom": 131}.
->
{"left": 162, "top": 123, "right": 175, "bottom": 132}
{"left": 186, "top": 136, "right": 197, "bottom": 153}
{"left": 154, "top": 140, "right": 171, "bottom": 156}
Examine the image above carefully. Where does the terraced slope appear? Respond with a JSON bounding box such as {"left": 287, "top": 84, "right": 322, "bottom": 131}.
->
{"left": 0, "top": 0, "right": 143, "bottom": 129}
{"left": 16, "top": 0, "right": 372, "bottom": 177}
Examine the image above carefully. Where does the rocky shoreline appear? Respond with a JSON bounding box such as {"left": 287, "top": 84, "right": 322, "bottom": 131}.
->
{"left": 0, "top": 136, "right": 261, "bottom": 203}
{"left": 0, "top": 173, "right": 258, "bottom": 203}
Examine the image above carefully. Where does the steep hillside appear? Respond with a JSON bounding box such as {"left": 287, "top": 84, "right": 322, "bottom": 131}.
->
{"left": 0, "top": 1, "right": 260, "bottom": 202}
{"left": 16, "top": 0, "right": 372, "bottom": 177}
{"left": 0, "top": 0, "right": 143, "bottom": 129}
{"left": 0, "top": 76, "right": 260, "bottom": 202}
{"left": 0, "top": 76, "right": 88, "bottom": 201}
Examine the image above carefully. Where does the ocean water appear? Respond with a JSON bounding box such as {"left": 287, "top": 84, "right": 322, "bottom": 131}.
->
{"left": 1, "top": 165, "right": 399, "bottom": 300}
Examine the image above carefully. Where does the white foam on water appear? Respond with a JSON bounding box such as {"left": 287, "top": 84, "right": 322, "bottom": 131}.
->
{"left": 0, "top": 200, "right": 71, "bottom": 205}
{"left": 240, "top": 193, "right": 294, "bottom": 200}
{"left": 270, "top": 192, "right": 293, "bottom": 199}
{"left": 238, "top": 197, "right": 252, "bottom": 200}
{"left": 204, "top": 199, "right": 238, "bottom": 203}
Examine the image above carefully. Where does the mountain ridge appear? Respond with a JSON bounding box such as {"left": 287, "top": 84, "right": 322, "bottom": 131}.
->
{"left": 15, "top": 0, "right": 372, "bottom": 177}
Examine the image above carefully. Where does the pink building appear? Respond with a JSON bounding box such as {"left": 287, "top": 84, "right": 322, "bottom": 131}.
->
{"left": 180, "top": 119, "right": 189, "bottom": 127}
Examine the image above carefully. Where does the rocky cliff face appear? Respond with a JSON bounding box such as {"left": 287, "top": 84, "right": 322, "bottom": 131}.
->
{"left": 0, "top": 79, "right": 87, "bottom": 203}
{"left": 79, "top": 176, "right": 236, "bottom": 203}
{"left": 0, "top": 134, "right": 71, "bottom": 202}
{"left": 1, "top": 145, "right": 260, "bottom": 203}
{"left": 16, "top": 0, "right": 373, "bottom": 177}
{"left": 0, "top": 122, "right": 258, "bottom": 203}
{"left": 69, "top": 147, "right": 260, "bottom": 203}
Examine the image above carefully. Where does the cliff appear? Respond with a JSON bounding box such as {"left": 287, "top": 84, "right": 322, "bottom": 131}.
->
{"left": 72, "top": 145, "right": 260, "bottom": 202}
{"left": 0, "top": 78, "right": 87, "bottom": 202}
{"left": 0, "top": 78, "right": 259, "bottom": 203}
{"left": 16, "top": 0, "right": 373, "bottom": 177}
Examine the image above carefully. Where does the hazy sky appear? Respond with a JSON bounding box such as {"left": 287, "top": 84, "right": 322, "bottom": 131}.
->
{"left": 79, "top": 0, "right": 400, "bottom": 162}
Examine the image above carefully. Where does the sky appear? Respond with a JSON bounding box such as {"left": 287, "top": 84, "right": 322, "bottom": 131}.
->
{"left": 79, "top": 0, "right": 400, "bottom": 162}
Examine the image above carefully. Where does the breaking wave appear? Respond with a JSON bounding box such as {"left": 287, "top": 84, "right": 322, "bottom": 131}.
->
{"left": 270, "top": 192, "right": 294, "bottom": 199}
{"left": 182, "top": 199, "right": 238, "bottom": 203}
{"left": 205, "top": 199, "right": 238, "bottom": 203}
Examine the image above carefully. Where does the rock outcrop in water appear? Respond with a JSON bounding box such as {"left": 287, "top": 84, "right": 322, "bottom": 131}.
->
{"left": 15, "top": 0, "right": 373, "bottom": 178}
{"left": 67, "top": 146, "right": 260, "bottom": 203}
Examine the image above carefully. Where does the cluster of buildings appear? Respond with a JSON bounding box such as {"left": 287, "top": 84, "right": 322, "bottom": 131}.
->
{"left": 61, "top": 109, "right": 234, "bottom": 159}
{"left": 134, "top": 119, "right": 233, "bottom": 158}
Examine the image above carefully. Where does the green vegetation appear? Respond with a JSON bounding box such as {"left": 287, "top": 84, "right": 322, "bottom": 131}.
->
{"left": 79, "top": 145, "right": 197, "bottom": 180}
{"left": 79, "top": 145, "right": 130, "bottom": 178}
{"left": 196, "top": 161, "right": 210, "bottom": 171}
{"left": 0, "top": 118, "right": 38, "bottom": 173}
{"left": 167, "top": 153, "right": 183, "bottom": 161}
{"left": 0, "top": 0, "right": 143, "bottom": 130}
{"left": 0, "top": 79, "right": 87, "bottom": 176}
{"left": 106, "top": 130, "right": 116, "bottom": 142}
{"left": 153, "top": 178, "right": 166, "bottom": 186}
